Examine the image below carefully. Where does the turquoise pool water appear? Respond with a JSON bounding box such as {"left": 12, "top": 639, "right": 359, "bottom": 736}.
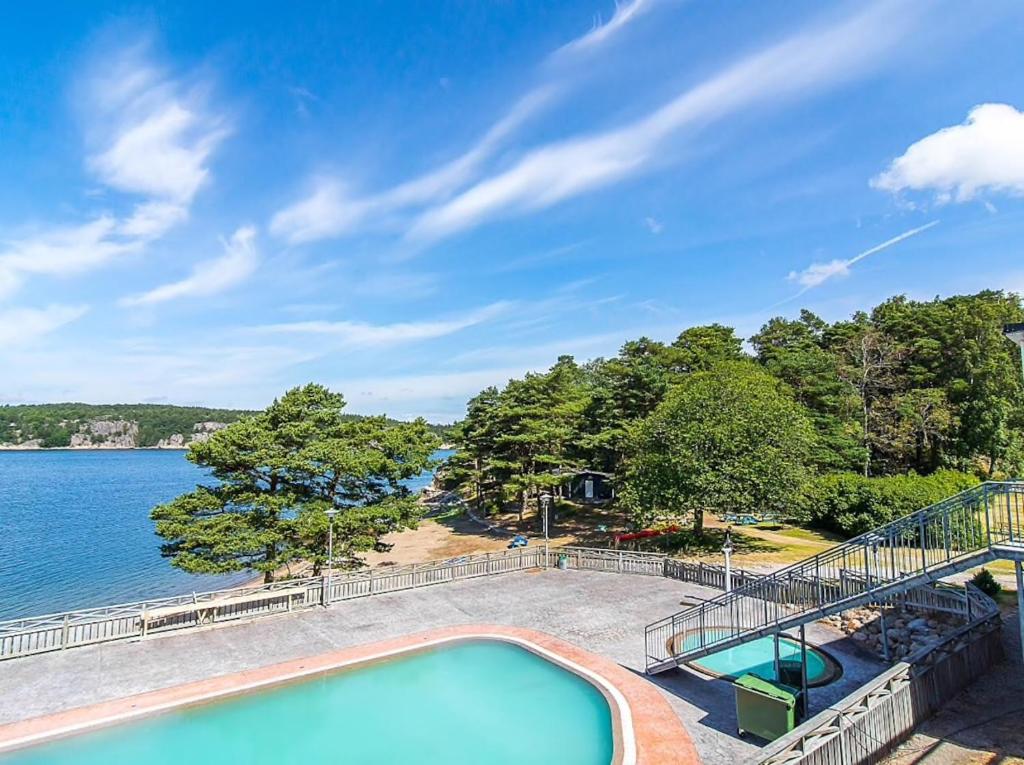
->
{"left": 687, "top": 632, "right": 836, "bottom": 685}
{"left": 0, "top": 640, "right": 615, "bottom": 765}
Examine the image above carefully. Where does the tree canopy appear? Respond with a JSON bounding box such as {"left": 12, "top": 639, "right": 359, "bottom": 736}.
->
{"left": 450, "top": 289, "right": 1024, "bottom": 531}
{"left": 151, "top": 384, "right": 439, "bottom": 581}
{"left": 620, "top": 361, "right": 816, "bottom": 533}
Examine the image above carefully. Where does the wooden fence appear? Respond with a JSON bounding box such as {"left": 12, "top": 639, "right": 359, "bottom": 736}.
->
{"left": 751, "top": 585, "right": 1003, "bottom": 765}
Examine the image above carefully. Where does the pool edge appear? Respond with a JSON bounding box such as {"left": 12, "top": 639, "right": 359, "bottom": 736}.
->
{"left": 684, "top": 633, "right": 845, "bottom": 688}
{"left": 0, "top": 625, "right": 699, "bottom": 765}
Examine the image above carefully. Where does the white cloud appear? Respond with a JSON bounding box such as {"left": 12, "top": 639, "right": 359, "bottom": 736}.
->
{"left": 120, "top": 226, "right": 259, "bottom": 307}
{"left": 644, "top": 216, "right": 663, "bottom": 234}
{"left": 0, "top": 217, "right": 142, "bottom": 284}
{"left": 254, "top": 301, "right": 511, "bottom": 347}
{"left": 0, "top": 305, "right": 89, "bottom": 347}
{"left": 337, "top": 366, "right": 529, "bottom": 410}
{"left": 0, "top": 46, "right": 228, "bottom": 301}
{"left": 407, "top": 3, "right": 915, "bottom": 244}
{"left": 554, "top": 0, "right": 653, "bottom": 57}
{"left": 117, "top": 201, "right": 189, "bottom": 239}
{"left": 0, "top": 340, "right": 317, "bottom": 408}
{"left": 270, "top": 0, "right": 659, "bottom": 248}
{"left": 269, "top": 89, "right": 554, "bottom": 245}
{"left": 269, "top": 178, "right": 371, "bottom": 245}
{"left": 787, "top": 220, "right": 940, "bottom": 291}
{"left": 872, "top": 103, "right": 1024, "bottom": 203}
{"left": 86, "top": 49, "right": 228, "bottom": 206}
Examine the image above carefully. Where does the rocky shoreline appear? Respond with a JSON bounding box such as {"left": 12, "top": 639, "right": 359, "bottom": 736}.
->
{"left": 0, "top": 444, "right": 195, "bottom": 451}
{"left": 0, "top": 419, "right": 227, "bottom": 451}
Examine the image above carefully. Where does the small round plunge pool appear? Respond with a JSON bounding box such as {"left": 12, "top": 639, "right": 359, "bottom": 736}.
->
{"left": 677, "top": 630, "right": 843, "bottom": 687}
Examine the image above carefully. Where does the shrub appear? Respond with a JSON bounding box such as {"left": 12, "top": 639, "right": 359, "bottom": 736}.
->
{"left": 971, "top": 568, "right": 1002, "bottom": 598}
{"left": 799, "top": 470, "right": 980, "bottom": 537}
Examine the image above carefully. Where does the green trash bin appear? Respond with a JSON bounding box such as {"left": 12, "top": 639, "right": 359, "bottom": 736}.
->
{"left": 734, "top": 674, "right": 800, "bottom": 741}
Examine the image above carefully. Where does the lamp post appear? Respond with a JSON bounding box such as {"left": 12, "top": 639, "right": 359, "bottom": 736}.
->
{"left": 325, "top": 508, "right": 338, "bottom": 607}
{"left": 1002, "top": 323, "right": 1024, "bottom": 665}
{"left": 1005, "top": 323, "right": 1024, "bottom": 384}
{"left": 539, "top": 492, "right": 553, "bottom": 568}
{"left": 723, "top": 526, "right": 734, "bottom": 593}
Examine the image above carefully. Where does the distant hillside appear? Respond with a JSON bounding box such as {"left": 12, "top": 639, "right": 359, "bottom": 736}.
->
{"left": 0, "top": 404, "right": 253, "bottom": 448}
{"left": 0, "top": 403, "right": 452, "bottom": 449}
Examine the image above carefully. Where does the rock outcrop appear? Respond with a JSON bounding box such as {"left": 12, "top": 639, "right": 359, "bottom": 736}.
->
{"left": 190, "top": 421, "right": 227, "bottom": 443}
{"left": 70, "top": 420, "right": 140, "bottom": 449}
{"left": 155, "top": 422, "right": 228, "bottom": 448}
{"left": 155, "top": 433, "right": 188, "bottom": 448}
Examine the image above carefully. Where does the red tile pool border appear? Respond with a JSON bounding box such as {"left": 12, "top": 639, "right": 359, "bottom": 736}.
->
{"left": 0, "top": 625, "right": 699, "bottom": 765}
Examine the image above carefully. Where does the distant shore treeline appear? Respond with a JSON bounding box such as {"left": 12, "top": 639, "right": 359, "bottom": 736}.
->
{"left": 0, "top": 402, "right": 451, "bottom": 449}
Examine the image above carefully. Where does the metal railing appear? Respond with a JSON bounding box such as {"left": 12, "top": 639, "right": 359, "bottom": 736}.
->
{"left": 646, "top": 481, "right": 1024, "bottom": 672}
{"left": 751, "top": 583, "right": 1002, "bottom": 765}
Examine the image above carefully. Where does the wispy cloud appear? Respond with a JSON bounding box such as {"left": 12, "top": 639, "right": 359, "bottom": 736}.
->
{"left": 269, "top": 89, "right": 555, "bottom": 245}
{"left": 872, "top": 103, "right": 1024, "bottom": 204}
{"left": 253, "top": 301, "right": 512, "bottom": 347}
{"left": 553, "top": 0, "right": 654, "bottom": 58}
{"left": 0, "top": 305, "right": 89, "bottom": 347}
{"left": 269, "top": 0, "right": 661, "bottom": 247}
{"left": 644, "top": 216, "right": 663, "bottom": 234}
{"left": 492, "top": 240, "right": 590, "bottom": 273}
{"left": 0, "top": 44, "right": 228, "bottom": 301}
{"left": 0, "top": 217, "right": 141, "bottom": 298}
{"left": 786, "top": 220, "right": 940, "bottom": 292}
{"left": 406, "top": 3, "right": 917, "bottom": 245}
{"left": 120, "top": 226, "right": 258, "bottom": 307}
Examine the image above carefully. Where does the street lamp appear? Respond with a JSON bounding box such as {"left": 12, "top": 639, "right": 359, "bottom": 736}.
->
{"left": 1005, "top": 323, "right": 1024, "bottom": 383}
{"left": 1003, "top": 323, "right": 1024, "bottom": 659}
{"left": 539, "top": 492, "right": 553, "bottom": 568}
{"left": 722, "top": 526, "right": 734, "bottom": 593}
{"left": 539, "top": 492, "right": 553, "bottom": 542}
{"left": 325, "top": 508, "right": 338, "bottom": 607}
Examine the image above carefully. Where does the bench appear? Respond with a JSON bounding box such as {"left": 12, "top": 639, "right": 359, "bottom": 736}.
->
{"left": 140, "top": 587, "right": 310, "bottom": 635}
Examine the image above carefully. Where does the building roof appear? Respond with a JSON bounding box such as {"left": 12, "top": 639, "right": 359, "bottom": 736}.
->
{"left": 1005, "top": 323, "right": 1024, "bottom": 346}
{"left": 551, "top": 467, "right": 615, "bottom": 478}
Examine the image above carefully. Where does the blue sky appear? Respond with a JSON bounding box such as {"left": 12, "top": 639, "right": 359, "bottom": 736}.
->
{"left": 2, "top": 1, "right": 1024, "bottom": 422}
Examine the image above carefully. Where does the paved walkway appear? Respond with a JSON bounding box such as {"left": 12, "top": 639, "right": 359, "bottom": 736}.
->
{"left": 0, "top": 569, "right": 886, "bottom": 763}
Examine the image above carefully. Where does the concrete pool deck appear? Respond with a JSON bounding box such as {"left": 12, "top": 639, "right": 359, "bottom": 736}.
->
{"left": 0, "top": 626, "right": 698, "bottom": 765}
{"left": 0, "top": 569, "right": 887, "bottom": 763}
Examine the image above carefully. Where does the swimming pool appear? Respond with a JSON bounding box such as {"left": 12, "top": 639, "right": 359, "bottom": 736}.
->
{"left": 0, "top": 640, "right": 617, "bottom": 765}
{"left": 682, "top": 632, "right": 841, "bottom": 687}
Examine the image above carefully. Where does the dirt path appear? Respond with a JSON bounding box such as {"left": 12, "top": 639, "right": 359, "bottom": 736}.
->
{"left": 360, "top": 515, "right": 511, "bottom": 567}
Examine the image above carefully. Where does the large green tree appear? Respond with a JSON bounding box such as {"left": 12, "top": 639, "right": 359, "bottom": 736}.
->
{"left": 151, "top": 384, "right": 439, "bottom": 582}
{"left": 621, "top": 361, "right": 816, "bottom": 533}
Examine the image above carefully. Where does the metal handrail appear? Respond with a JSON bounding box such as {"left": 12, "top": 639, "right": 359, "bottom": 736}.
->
{"left": 646, "top": 480, "right": 1024, "bottom": 670}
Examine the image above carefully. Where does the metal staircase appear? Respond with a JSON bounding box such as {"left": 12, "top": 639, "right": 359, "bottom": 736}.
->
{"left": 645, "top": 481, "right": 1024, "bottom": 673}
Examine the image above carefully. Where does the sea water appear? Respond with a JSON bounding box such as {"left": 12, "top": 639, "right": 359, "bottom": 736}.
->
{"left": 0, "top": 449, "right": 451, "bottom": 619}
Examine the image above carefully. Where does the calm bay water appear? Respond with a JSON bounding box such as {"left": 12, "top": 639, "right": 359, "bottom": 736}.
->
{"left": 0, "top": 449, "right": 450, "bottom": 620}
